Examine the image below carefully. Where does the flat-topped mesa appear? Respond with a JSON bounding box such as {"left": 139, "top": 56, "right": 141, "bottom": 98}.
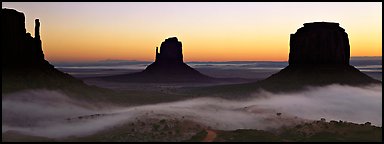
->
{"left": 155, "top": 37, "right": 183, "bottom": 64}
{"left": 289, "top": 22, "right": 350, "bottom": 66}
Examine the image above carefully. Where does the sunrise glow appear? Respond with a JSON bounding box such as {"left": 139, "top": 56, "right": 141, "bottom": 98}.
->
{"left": 2, "top": 2, "right": 382, "bottom": 62}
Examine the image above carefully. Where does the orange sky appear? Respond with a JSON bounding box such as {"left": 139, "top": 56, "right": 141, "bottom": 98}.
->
{"left": 2, "top": 2, "right": 382, "bottom": 62}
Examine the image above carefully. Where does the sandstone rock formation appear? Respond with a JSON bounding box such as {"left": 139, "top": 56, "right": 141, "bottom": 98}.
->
{"left": 2, "top": 8, "right": 83, "bottom": 93}
{"left": 2, "top": 9, "right": 45, "bottom": 68}
{"left": 155, "top": 37, "right": 183, "bottom": 64}
{"left": 101, "top": 37, "right": 213, "bottom": 83}
{"left": 192, "top": 22, "right": 381, "bottom": 95}
{"left": 143, "top": 37, "right": 204, "bottom": 76}
{"left": 289, "top": 22, "right": 350, "bottom": 66}
{"left": 258, "top": 22, "right": 380, "bottom": 91}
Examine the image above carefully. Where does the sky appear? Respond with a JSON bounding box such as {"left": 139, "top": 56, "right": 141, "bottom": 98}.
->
{"left": 2, "top": 2, "right": 382, "bottom": 62}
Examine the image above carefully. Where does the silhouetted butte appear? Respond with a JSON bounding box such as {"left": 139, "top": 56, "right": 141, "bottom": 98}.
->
{"left": 190, "top": 22, "right": 381, "bottom": 95}
{"left": 2, "top": 8, "right": 84, "bottom": 93}
{"left": 258, "top": 22, "right": 380, "bottom": 91}
{"left": 101, "top": 37, "right": 213, "bottom": 83}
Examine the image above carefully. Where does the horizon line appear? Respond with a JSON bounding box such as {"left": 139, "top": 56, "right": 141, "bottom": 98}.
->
{"left": 50, "top": 56, "right": 382, "bottom": 64}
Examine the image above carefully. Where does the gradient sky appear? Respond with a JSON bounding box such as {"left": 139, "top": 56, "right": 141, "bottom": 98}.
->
{"left": 2, "top": 2, "right": 382, "bottom": 62}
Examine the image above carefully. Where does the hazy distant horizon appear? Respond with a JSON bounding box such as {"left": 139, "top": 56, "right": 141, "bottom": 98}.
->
{"left": 51, "top": 56, "right": 382, "bottom": 64}
{"left": 53, "top": 56, "right": 382, "bottom": 81}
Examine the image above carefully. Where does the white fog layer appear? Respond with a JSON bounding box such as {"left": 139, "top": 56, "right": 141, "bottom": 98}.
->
{"left": 2, "top": 84, "right": 382, "bottom": 138}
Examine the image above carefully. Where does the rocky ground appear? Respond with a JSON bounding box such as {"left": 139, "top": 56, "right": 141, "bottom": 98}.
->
{"left": 3, "top": 117, "right": 381, "bottom": 142}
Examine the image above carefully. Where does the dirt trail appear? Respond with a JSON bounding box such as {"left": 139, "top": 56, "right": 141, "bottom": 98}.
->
{"left": 202, "top": 129, "right": 217, "bottom": 142}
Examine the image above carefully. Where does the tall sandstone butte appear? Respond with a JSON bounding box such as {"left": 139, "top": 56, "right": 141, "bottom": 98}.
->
{"left": 2, "top": 8, "right": 45, "bottom": 68}
{"left": 102, "top": 37, "right": 212, "bottom": 83}
{"left": 2, "top": 8, "right": 83, "bottom": 93}
{"left": 155, "top": 37, "right": 183, "bottom": 64}
{"left": 289, "top": 22, "right": 350, "bottom": 66}
{"left": 259, "top": 22, "right": 380, "bottom": 91}
{"left": 144, "top": 37, "right": 197, "bottom": 75}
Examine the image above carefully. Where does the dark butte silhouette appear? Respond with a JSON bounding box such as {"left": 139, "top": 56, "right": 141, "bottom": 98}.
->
{"left": 2, "top": 8, "right": 84, "bottom": 93}
{"left": 101, "top": 37, "right": 214, "bottom": 83}
{"left": 155, "top": 37, "right": 183, "bottom": 64}
{"left": 193, "top": 22, "right": 380, "bottom": 95}
{"left": 258, "top": 22, "right": 380, "bottom": 91}
{"left": 2, "top": 8, "right": 45, "bottom": 68}
{"left": 289, "top": 22, "right": 350, "bottom": 66}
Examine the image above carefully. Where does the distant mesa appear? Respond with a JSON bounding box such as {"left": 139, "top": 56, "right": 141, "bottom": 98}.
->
{"left": 2, "top": 8, "right": 84, "bottom": 93}
{"left": 100, "top": 37, "right": 213, "bottom": 83}
{"left": 258, "top": 22, "right": 380, "bottom": 91}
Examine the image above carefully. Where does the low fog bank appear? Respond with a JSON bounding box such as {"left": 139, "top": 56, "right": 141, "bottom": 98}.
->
{"left": 2, "top": 90, "right": 124, "bottom": 138}
{"left": 250, "top": 84, "right": 382, "bottom": 126}
{"left": 2, "top": 84, "right": 382, "bottom": 138}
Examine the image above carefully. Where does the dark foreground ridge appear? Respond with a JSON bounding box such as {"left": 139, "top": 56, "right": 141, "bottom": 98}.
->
{"left": 100, "top": 37, "right": 215, "bottom": 83}
{"left": 2, "top": 119, "right": 381, "bottom": 142}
